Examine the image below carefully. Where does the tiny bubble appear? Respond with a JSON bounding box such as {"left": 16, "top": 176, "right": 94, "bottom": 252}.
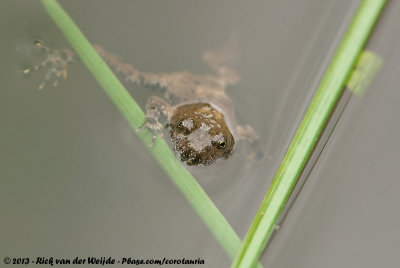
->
{"left": 34, "top": 40, "right": 43, "bottom": 47}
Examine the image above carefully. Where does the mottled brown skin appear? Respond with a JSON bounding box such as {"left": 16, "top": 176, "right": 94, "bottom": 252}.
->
{"left": 168, "top": 103, "right": 234, "bottom": 165}
{"left": 26, "top": 37, "right": 260, "bottom": 166}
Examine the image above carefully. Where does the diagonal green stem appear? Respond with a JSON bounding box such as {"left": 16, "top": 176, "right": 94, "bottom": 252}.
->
{"left": 231, "top": 0, "right": 386, "bottom": 267}
{"left": 39, "top": 0, "right": 262, "bottom": 265}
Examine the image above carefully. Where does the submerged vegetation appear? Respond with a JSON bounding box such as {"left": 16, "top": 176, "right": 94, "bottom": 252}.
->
{"left": 38, "top": 0, "right": 386, "bottom": 267}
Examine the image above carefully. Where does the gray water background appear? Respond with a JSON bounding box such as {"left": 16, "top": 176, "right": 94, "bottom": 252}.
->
{"left": 1, "top": 0, "right": 399, "bottom": 267}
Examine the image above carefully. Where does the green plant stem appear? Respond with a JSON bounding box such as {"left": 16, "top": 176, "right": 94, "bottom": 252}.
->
{"left": 231, "top": 0, "right": 386, "bottom": 267}
{"left": 39, "top": 0, "right": 261, "bottom": 265}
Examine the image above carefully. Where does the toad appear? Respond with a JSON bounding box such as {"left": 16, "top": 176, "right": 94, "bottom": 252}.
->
{"left": 24, "top": 36, "right": 260, "bottom": 165}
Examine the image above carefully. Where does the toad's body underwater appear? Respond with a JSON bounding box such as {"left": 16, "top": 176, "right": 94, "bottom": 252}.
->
{"left": 25, "top": 37, "right": 261, "bottom": 165}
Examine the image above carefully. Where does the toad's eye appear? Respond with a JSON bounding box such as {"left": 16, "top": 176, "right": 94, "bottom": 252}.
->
{"left": 218, "top": 141, "right": 226, "bottom": 149}
{"left": 178, "top": 121, "right": 184, "bottom": 128}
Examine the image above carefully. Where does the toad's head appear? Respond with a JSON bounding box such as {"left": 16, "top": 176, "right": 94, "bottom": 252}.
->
{"left": 168, "top": 103, "right": 235, "bottom": 165}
